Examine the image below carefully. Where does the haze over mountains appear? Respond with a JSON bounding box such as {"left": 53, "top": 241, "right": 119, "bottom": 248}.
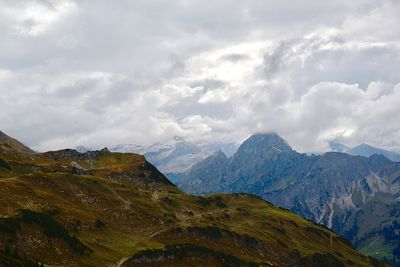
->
{"left": 0, "top": 130, "right": 386, "bottom": 266}
{"left": 330, "top": 142, "right": 400, "bottom": 162}
{"left": 110, "top": 137, "right": 238, "bottom": 183}
{"left": 178, "top": 132, "right": 400, "bottom": 265}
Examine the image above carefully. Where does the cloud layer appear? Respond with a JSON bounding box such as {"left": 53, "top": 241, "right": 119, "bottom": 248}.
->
{"left": 0, "top": 0, "right": 399, "bottom": 152}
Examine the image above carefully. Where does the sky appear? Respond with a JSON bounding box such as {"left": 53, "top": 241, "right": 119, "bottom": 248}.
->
{"left": 0, "top": 0, "right": 400, "bottom": 152}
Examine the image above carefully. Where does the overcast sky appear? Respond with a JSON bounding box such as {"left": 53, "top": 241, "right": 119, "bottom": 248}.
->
{"left": 1, "top": 0, "right": 400, "bottom": 152}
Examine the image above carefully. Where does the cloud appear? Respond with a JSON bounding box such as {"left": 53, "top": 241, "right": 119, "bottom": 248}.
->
{"left": 0, "top": 0, "right": 399, "bottom": 152}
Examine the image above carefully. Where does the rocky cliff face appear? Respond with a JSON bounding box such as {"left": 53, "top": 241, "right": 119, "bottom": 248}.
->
{"left": 178, "top": 133, "right": 400, "bottom": 265}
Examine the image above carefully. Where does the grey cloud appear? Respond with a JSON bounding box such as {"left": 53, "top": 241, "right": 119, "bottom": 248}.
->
{"left": 189, "top": 79, "right": 227, "bottom": 91}
{"left": 53, "top": 79, "right": 98, "bottom": 99}
{"left": 220, "top": 54, "right": 250, "bottom": 63}
{"left": 163, "top": 102, "right": 233, "bottom": 121}
{"left": 0, "top": 0, "right": 400, "bottom": 152}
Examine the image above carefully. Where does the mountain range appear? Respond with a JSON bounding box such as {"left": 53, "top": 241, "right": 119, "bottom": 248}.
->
{"left": 330, "top": 141, "right": 400, "bottom": 162}
{"left": 178, "top": 133, "right": 400, "bottom": 265}
{"left": 110, "top": 136, "right": 238, "bottom": 183}
{"left": 0, "top": 130, "right": 384, "bottom": 266}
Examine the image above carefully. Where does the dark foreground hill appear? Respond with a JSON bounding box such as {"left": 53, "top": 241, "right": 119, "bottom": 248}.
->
{"left": 0, "top": 131, "right": 386, "bottom": 266}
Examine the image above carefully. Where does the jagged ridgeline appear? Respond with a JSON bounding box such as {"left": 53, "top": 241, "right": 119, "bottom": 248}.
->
{"left": 178, "top": 132, "right": 400, "bottom": 266}
{"left": 0, "top": 131, "right": 387, "bottom": 266}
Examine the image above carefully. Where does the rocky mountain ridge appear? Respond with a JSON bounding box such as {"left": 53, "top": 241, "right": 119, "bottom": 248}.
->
{"left": 330, "top": 141, "right": 400, "bottom": 162}
{"left": 0, "top": 130, "right": 383, "bottom": 266}
{"left": 178, "top": 133, "right": 400, "bottom": 265}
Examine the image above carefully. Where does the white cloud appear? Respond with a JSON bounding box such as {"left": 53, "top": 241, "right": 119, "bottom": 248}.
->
{"left": 2, "top": 0, "right": 77, "bottom": 36}
{"left": 0, "top": 0, "right": 400, "bottom": 153}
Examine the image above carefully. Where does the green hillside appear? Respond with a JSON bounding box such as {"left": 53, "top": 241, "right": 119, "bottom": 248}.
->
{"left": 0, "top": 133, "right": 387, "bottom": 266}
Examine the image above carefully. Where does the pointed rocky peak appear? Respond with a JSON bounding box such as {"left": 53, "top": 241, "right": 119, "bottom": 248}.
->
{"left": 226, "top": 132, "right": 294, "bottom": 169}
{"left": 193, "top": 150, "right": 227, "bottom": 165}
{"left": 191, "top": 150, "right": 228, "bottom": 169}
{"left": 213, "top": 150, "right": 228, "bottom": 158}
{"left": 0, "top": 131, "right": 35, "bottom": 154}
{"left": 235, "top": 132, "right": 292, "bottom": 158}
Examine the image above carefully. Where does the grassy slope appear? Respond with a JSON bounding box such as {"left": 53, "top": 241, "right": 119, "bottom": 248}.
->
{"left": 0, "top": 150, "right": 387, "bottom": 267}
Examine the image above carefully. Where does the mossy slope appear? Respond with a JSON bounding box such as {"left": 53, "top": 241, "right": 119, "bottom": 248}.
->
{"left": 0, "top": 143, "right": 387, "bottom": 267}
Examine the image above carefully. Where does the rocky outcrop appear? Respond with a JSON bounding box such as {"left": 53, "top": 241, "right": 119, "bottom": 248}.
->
{"left": 43, "top": 147, "right": 110, "bottom": 161}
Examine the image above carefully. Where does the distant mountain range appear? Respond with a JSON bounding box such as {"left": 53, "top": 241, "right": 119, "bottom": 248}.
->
{"left": 77, "top": 135, "right": 400, "bottom": 186}
{"left": 330, "top": 141, "right": 400, "bottom": 162}
{"left": 178, "top": 133, "right": 400, "bottom": 265}
{"left": 109, "top": 136, "right": 238, "bottom": 182}
{"left": 1, "top": 130, "right": 383, "bottom": 267}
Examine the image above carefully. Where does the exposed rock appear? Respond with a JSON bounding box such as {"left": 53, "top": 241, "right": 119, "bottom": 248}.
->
{"left": 43, "top": 147, "right": 109, "bottom": 161}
